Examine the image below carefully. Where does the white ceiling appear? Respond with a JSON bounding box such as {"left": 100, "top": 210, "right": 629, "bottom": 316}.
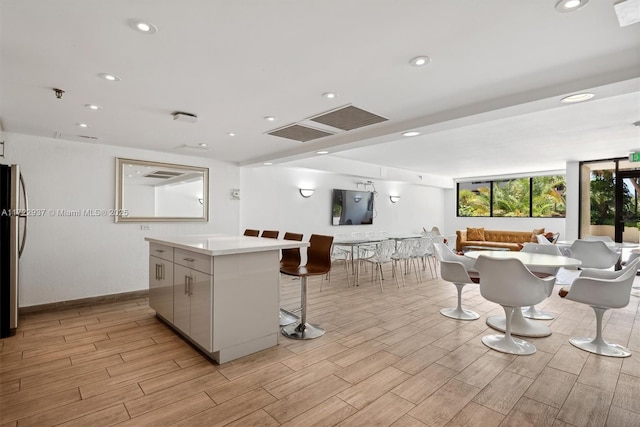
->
{"left": 1, "top": 0, "right": 639, "bottom": 180}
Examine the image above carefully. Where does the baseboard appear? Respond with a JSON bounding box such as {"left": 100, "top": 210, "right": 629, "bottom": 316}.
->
{"left": 19, "top": 290, "right": 150, "bottom": 314}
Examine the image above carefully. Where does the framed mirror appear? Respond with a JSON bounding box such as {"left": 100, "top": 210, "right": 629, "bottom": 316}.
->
{"left": 115, "top": 158, "right": 209, "bottom": 222}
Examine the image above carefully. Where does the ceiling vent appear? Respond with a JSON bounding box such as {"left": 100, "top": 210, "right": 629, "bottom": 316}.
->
{"left": 267, "top": 124, "right": 334, "bottom": 142}
{"left": 144, "top": 170, "right": 184, "bottom": 179}
{"left": 54, "top": 131, "right": 101, "bottom": 143}
{"left": 310, "top": 105, "right": 388, "bottom": 131}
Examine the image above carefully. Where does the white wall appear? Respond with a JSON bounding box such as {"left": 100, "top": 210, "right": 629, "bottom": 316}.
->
{"left": 239, "top": 166, "right": 445, "bottom": 241}
{"left": 1, "top": 132, "right": 240, "bottom": 307}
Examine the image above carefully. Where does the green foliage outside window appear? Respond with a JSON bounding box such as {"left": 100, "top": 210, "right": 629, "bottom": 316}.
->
{"left": 457, "top": 175, "right": 566, "bottom": 218}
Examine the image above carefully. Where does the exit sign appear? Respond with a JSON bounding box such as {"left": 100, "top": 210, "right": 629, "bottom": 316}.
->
{"left": 630, "top": 152, "right": 640, "bottom": 162}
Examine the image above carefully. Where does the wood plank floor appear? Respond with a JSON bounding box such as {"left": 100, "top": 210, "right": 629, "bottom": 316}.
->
{"left": 1, "top": 263, "right": 640, "bottom": 426}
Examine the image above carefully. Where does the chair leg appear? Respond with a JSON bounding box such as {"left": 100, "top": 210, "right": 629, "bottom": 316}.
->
{"left": 440, "top": 283, "right": 479, "bottom": 320}
{"left": 569, "top": 307, "right": 631, "bottom": 357}
{"left": 482, "top": 306, "right": 536, "bottom": 355}
{"left": 281, "top": 276, "right": 325, "bottom": 340}
{"left": 392, "top": 261, "right": 402, "bottom": 288}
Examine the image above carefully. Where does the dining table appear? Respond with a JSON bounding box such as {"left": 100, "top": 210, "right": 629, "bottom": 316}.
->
{"left": 464, "top": 250, "right": 582, "bottom": 337}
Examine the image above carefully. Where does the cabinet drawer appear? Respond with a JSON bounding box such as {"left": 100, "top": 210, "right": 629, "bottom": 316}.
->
{"left": 150, "top": 243, "right": 173, "bottom": 262}
{"left": 175, "top": 248, "right": 212, "bottom": 274}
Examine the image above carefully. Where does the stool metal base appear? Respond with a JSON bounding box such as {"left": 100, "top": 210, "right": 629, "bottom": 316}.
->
{"left": 279, "top": 309, "right": 298, "bottom": 326}
{"left": 281, "top": 322, "right": 325, "bottom": 340}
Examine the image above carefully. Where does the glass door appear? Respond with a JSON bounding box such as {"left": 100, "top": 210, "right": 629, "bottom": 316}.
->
{"left": 617, "top": 169, "right": 640, "bottom": 243}
{"left": 580, "top": 158, "right": 640, "bottom": 244}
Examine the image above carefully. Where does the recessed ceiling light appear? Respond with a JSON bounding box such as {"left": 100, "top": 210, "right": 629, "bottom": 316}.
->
{"left": 555, "top": 0, "right": 589, "bottom": 12}
{"left": 323, "top": 92, "right": 337, "bottom": 99}
{"left": 560, "top": 93, "right": 595, "bottom": 103}
{"left": 264, "top": 116, "right": 276, "bottom": 122}
{"left": 316, "top": 151, "right": 329, "bottom": 154}
{"left": 76, "top": 123, "right": 89, "bottom": 128}
{"left": 402, "top": 131, "right": 421, "bottom": 137}
{"left": 129, "top": 19, "right": 158, "bottom": 34}
{"left": 228, "top": 132, "right": 236, "bottom": 136}
{"left": 263, "top": 162, "right": 273, "bottom": 166}
{"left": 199, "top": 143, "right": 208, "bottom": 147}
{"left": 85, "top": 104, "right": 102, "bottom": 110}
{"left": 409, "top": 56, "right": 431, "bottom": 67}
{"left": 99, "top": 73, "right": 121, "bottom": 82}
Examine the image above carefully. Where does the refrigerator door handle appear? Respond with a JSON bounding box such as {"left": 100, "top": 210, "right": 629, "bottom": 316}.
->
{"left": 18, "top": 172, "right": 28, "bottom": 258}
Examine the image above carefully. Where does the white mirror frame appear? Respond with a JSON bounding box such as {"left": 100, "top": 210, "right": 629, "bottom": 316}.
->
{"left": 115, "top": 157, "right": 209, "bottom": 223}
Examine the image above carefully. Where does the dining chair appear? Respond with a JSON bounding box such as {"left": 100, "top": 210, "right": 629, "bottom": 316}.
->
{"left": 568, "top": 239, "right": 620, "bottom": 270}
{"left": 243, "top": 229, "right": 260, "bottom": 237}
{"left": 260, "top": 230, "right": 279, "bottom": 239}
{"left": 392, "top": 239, "right": 419, "bottom": 286}
{"left": 361, "top": 239, "right": 397, "bottom": 291}
{"left": 584, "top": 235, "right": 614, "bottom": 243}
{"left": 519, "top": 243, "right": 563, "bottom": 320}
{"left": 558, "top": 257, "right": 640, "bottom": 357}
{"left": 433, "top": 242, "right": 479, "bottom": 320}
{"left": 412, "top": 237, "right": 436, "bottom": 281}
{"left": 475, "top": 255, "right": 555, "bottom": 355}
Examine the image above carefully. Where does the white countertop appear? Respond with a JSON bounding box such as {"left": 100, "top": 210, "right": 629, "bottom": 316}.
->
{"left": 145, "top": 234, "right": 309, "bottom": 256}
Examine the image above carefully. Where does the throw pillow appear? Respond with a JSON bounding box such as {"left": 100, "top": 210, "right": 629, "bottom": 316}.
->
{"left": 467, "top": 227, "right": 485, "bottom": 241}
{"left": 530, "top": 228, "right": 545, "bottom": 242}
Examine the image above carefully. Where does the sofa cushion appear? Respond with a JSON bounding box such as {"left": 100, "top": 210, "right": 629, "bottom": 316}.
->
{"left": 530, "top": 228, "right": 545, "bottom": 242}
{"left": 467, "top": 227, "right": 485, "bottom": 241}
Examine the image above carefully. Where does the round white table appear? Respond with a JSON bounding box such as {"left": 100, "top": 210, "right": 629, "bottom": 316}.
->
{"left": 465, "top": 251, "right": 582, "bottom": 337}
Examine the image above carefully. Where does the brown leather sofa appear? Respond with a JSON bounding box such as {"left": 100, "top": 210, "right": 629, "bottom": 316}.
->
{"left": 456, "top": 228, "right": 542, "bottom": 252}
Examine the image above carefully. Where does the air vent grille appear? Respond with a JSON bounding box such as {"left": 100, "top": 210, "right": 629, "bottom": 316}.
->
{"left": 310, "top": 105, "right": 387, "bottom": 131}
{"left": 267, "top": 124, "right": 334, "bottom": 142}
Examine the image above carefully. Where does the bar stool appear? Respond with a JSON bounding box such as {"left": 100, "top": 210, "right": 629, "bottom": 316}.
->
{"left": 280, "top": 234, "right": 333, "bottom": 340}
{"left": 261, "top": 230, "right": 279, "bottom": 239}
{"left": 279, "top": 232, "right": 304, "bottom": 326}
{"left": 243, "top": 229, "right": 259, "bottom": 237}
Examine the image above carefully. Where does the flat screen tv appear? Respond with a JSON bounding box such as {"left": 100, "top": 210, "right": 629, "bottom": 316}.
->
{"left": 332, "top": 189, "right": 374, "bottom": 225}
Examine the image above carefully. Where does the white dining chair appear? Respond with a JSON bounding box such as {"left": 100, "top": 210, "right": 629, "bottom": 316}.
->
{"left": 433, "top": 242, "right": 479, "bottom": 320}
{"left": 558, "top": 257, "right": 640, "bottom": 357}
{"left": 475, "top": 255, "right": 555, "bottom": 355}
{"left": 519, "top": 243, "right": 562, "bottom": 320}
{"left": 568, "top": 239, "right": 620, "bottom": 270}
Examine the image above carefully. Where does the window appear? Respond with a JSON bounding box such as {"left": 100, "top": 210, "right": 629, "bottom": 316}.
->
{"left": 457, "top": 175, "right": 565, "bottom": 218}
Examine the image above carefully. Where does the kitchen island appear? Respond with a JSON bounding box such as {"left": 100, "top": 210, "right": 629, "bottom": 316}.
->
{"left": 145, "top": 234, "right": 308, "bottom": 364}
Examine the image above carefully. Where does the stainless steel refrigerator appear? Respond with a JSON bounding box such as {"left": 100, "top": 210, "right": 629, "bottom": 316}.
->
{"left": 0, "top": 164, "right": 28, "bottom": 338}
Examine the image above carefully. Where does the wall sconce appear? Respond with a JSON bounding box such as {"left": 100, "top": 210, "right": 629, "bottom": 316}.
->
{"left": 353, "top": 195, "right": 362, "bottom": 202}
{"left": 389, "top": 195, "right": 401, "bottom": 203}
{"left": 299, "top": 188, "right": 315, "bottom": 198}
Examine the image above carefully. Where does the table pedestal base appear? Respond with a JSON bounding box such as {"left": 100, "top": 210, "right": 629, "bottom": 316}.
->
{"left": 486, "top": 309, "right": 551, "bottom": 337}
